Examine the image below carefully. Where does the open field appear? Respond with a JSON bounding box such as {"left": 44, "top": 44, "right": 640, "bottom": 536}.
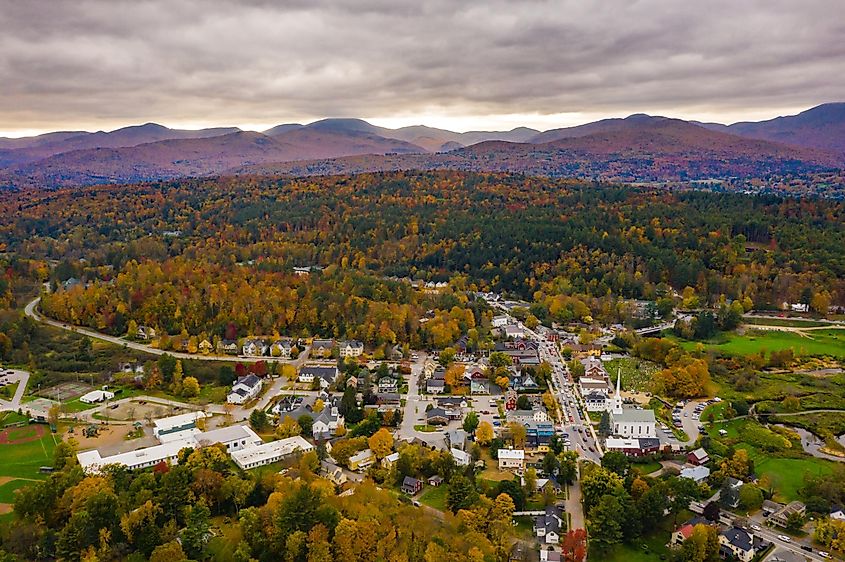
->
{"left": 419, "top": 483, "right": 448, "bottom": 511}
{"left": 742, "top": 317, "right": 831, "bottom": 328}
{"left": 0, "top": 425, "right": 59, "bottom": 480}
{"left": 707, "top": 419, "right": 837, "bottom": 502}
{"left": 684, "top": 329, "right": 845, "bottom": 359}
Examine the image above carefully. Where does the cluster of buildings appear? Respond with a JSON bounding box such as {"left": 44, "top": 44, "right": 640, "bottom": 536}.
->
{"left": 77, "top": 411, "right": 314, "bottom": 473}
{"left": 670, "top": 516, "right": 771, "bottom": 562}
{"left": 272, "top": 393, "right": 345, "bottom": 440}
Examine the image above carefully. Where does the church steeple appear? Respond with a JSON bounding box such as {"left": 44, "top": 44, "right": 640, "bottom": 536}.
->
{"left": 611, "top": 368, "right": 623, "bottom": 414}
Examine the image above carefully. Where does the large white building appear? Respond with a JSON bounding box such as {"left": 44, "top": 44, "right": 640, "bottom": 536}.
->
{"left": 230, "top": 435, "right": 314, "bottom": 470}
{"left": 79, "top": 389, "right": 115, "bottom": 404}
{"left": 609, "top": 374, "right": 656, "bottom": 438}
{"left": 78, "top": 423, "right": 263, "bottom": 473}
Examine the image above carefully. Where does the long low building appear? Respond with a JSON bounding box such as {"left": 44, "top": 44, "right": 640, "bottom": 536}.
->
{"left": 230, "top": 435, "right": 314, "bottom": 470}
{"left": 78, "top": 424, "right": 266, "bottom": 473}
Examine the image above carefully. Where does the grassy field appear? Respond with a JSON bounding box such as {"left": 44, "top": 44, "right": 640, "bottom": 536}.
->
{"left": 0, "top": 427, "right": 59, "bottom": 480}
{"left": 419, "top": 483, "right": 448, "bottom": 511}
{"left": 632, "top": 461, "right": 662, "bottom": 475}
{"left": 0, "top": 479, "right": 30, "bottom": 503}
{"left": 693, "top": 329, "right": 845, "bottom": 359}
{"left": 707, "top": 419, "right": 836, "bottom": 502}
{"left": 742, "top": 317, "right": 831, "bottom": 328}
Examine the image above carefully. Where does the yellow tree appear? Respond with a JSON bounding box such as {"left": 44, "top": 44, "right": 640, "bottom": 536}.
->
{"left": 368, "top": 428, "right": 394, "bottom": 459}
{"left": 276, "top": 416, "right": 302, "bottom": 438}
{"left": 475, "top": 421, "right": 494, "bottom": 445}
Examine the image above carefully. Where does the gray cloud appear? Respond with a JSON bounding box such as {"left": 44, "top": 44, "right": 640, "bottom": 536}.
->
{"left": 0, "top": 0, "right": 843, "bottom": 133}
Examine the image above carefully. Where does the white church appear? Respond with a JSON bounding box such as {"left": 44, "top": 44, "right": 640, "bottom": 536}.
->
{"left": 608, "top": 372, "right": 656, "bottom": 438}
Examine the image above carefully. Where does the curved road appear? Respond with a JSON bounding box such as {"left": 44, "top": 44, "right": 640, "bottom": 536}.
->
{"left": 25, "top": 297, "right": 307, "bottom": 365}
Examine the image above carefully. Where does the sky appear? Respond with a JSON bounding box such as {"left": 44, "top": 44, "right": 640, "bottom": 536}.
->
{"left": 1, "top": 0, "right": 844, "bottom": 137}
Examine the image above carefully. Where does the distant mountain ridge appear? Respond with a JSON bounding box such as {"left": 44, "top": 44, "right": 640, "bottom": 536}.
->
{"left": 0, "top": 103, "right": 842, "bottom": 190}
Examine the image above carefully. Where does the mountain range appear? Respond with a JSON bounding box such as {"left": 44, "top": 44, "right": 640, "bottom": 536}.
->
{"left": 1, "top": 103, "right": 843, "bottom": 190}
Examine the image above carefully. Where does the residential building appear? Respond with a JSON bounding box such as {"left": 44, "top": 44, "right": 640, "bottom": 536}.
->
{"left": 503, "top": 324, "right": 525, "bottom": 339}
{"left": 687, "top": 448, "right": 710, "bottom": 465}
{"left": 719, "top": 527, "right": 756, "bottom": 562}
{"left": 401, "top": 476, "right": 423, "bottom": 495}
{"left": 339, "top": 340, "right": 364, "bottom": 358}
{"left": 270, "top": 339, "right": 293, "bottom": 358}
{"left": 507, "top": 409, "right": 548, "bottom": 424}
{"left": 428, "top": 475, "right": 443, "bottom": 487}
{"left": 382, "top": 452, "right": 399, "bottom": 468}
{"left": 679, "top": 465, "right": 711, "bottom": 482}
{"left": 231, "top": 436, "right": 314, "bottom": 470}
{"left": 491, "top": 315, "right": 510, "bottom": 328}
{"left": 768, "top": 501, "right": 806, "bottom": 529}
{"left": 831, "top": 506, "right": 845, "bottom": 521}
{"left": 227, "top": 374, "right": 263, "bottom": 404}
{"left": 451, "top": 447, "right": 471, "bottom": 466}
{"left": 584, "top": 391, "right": 608, "bottom": 412}
{"left": 298, "top": 365, "right": 340, "bottom": 389}
{"left": 136, "top": 325, "right": 156, "bottom": 340}
{"left": 242, "top": 339, "right": 268, "bottom": 357}
{"left": 218, "top": 339, "right": 239, "bottom": 355}
{"left": 498, "top": 448, "right": 525, "bottom": 471}
{"left": 426, "top": 379, "right": 445, "bottom": 394}
{"left": 312, "top": 406, "right": 344, "bottom": 440}
{"left": 198, "top": 339, "right": 213, "bottom": 354}
{"left": 348, "top": 449, "right": 375, "bottom": 471}
{"left": 378, "top": 377, "right": 398, "bottom": 393}
{"left": 525, "top": 421, "right": 555, "bottom": 451}
{"left": 310, "top": 339, "right": 335, "bottom": 358}
{"left": 534, "top": 506, "right": 564, "bottom": 544}
{"left": 321, "top": 460, "right": 347, "bottom": 485}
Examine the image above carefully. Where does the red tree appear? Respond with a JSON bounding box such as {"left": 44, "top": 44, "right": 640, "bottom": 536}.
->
{"left": 561, "top": 528, "right": 587, "bottom": 562}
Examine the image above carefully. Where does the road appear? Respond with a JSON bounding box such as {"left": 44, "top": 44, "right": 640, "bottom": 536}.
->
{"left": 25, "top": 297, "right": 310, "bottom": 365}
{"left": 396, "top": 353, "right": 449, "bottom": 447}
{"left": 0, "top": 368, "right": 30, "bottom": 412}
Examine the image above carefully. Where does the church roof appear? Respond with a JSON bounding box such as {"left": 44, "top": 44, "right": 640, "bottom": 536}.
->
{"left": 611, "top": 408, "right": 656, "bottom": 423}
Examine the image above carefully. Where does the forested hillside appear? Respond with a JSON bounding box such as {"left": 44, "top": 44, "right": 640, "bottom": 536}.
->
{"left": 2, "top": 171, "right": 843, "bottom": 344}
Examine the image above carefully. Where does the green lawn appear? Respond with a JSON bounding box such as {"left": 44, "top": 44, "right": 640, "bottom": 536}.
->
{"left": 742, "top": 317, "right": 831, "bottom": 328}
{"left": 632, "top": 461, "right": 662, "bottom": 475}
{"left": 413, "top": 424, "right": 438, "bottom": 432}
{"left": 0, "top": 479, "right": 30, "bottom": 503}
{"left": 0, "top": 428, "right": 59, "bottom": 480}
{"left": 419, "top": 484, "right": 448, "bottom": 511}
{"left": 692, "top": 329, "right": 845, "bottom": 359}
{"left": 0, "top": 411, "right": 29, "bottom": 426}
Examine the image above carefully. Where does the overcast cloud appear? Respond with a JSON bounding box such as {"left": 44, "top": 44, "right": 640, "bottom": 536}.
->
{"left": 1, "top": 0, "right": 843, "bottom": 135}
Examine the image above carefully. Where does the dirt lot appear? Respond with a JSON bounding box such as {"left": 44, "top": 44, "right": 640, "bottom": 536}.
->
{"left": 69, "top": 423, "right": 158, "bottom": 456}
{"left": 100, "top": 399, "right": 196, "bottom": 422}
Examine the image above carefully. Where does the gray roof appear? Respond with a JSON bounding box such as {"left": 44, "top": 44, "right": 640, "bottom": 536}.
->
{"left": 236, "top": 374, "right": 262, "bottom": 388}
{"left": 611, "top": 408, "right": 656, "bottom": 423}
{"left": 721, "top": 528, "right": 753, "bottom": 552}
{"left": 195, "top": 425, "right": 253, "bottom": 444}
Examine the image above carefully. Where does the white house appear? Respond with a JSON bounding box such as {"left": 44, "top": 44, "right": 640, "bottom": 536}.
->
{"left": 298, "top": 365, "right": 340, "bottom": 389}
{"left": 227, "top": 374, "right": 263, "bottom": 404}
{"left": 339, "top": 340, "right": 364, "bottom": 358}
{"left": 451, "top": 447, "right": 471, "bottom": 466}
{"left": 506, "top": 409, "right": 548, "bottom": 424}
{"left": 242, "top": 339, "right": 268, "bottom": 357}
{"left": 79, "top": 389, "right": 115, "bottom": 404}
{"left": 312, "top": 406, "right": 344, "bottom": 440}
{"left": 492, "top": 315, "right": 510, "bottom": 328}
{"left": 584, "top": 391, "right": 608, "bottom": 412}
{"left": 230, "top": 435, "right": 314, "bottom": 470}
{"left": 534, "top": 506, "right": 564, "bottom": 545}
{"left": 503, "top": 325, "right": 525, "bottom": 339}
{"left": 498, "top": 448, "right": 525, "bottom": 471}
{"left": 270, "top": 339, "right": 293, "bottom": 358}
